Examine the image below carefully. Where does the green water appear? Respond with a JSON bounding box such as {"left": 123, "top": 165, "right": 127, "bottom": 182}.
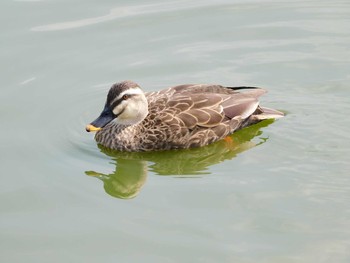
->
{"left": 1, "top": 0, "right": 350, "bottom": 262}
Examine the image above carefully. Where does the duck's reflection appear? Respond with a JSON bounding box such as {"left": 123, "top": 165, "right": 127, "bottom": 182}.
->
{"left": 85, "top": 119, "right": 273, "bottom": 199}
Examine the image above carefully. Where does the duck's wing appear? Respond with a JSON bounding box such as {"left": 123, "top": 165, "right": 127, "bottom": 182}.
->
{"left": 220, "top": 88, "right": 266, "bottom": 119}
{"left": 144, "top": 84, "right": 283, "bottom": 148}
{"left": 147, "top": 83, "right": 282, "bottom": 129}
{"left": 166, "top": 92, "right": 225, "bottom": 128}
{"left": 161, "top": 85, "right": 267, "bottom": 129}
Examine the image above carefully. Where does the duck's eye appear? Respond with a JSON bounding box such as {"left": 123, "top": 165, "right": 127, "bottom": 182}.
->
{"left": 122, "top": 94, "right": 129, "bottom": 100}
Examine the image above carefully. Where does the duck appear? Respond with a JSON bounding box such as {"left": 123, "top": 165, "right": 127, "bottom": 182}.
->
{"left": 86, "top": 80, "right": 283, "bottom": 151}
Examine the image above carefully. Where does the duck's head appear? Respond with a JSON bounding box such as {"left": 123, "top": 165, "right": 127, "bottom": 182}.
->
{"left": 86, "top": 81, "right": 149, "bottom": 132}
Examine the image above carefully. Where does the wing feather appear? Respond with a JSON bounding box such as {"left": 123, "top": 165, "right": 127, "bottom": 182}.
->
{"left": 222, "top": 97, "right": 259, "bottom": 119}
{"left": 177, "top": 112, "right": 198, "bottom": 129}
{"left": 149, "top": 84, "right": 270, "bottom": 134}
{"left": 186, "top": 109, "right": 211, "bottom": 124}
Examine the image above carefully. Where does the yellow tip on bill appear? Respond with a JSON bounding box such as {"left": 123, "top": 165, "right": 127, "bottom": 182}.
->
{"left": 86, "top": 124, "right": 101, "bottom": 132}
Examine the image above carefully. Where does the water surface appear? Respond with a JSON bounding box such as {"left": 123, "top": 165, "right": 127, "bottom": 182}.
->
{"left": 1, "top": 0, "right": 350, "bottom": 262}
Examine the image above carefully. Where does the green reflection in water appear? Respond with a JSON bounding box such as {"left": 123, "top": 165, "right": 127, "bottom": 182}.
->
{"left": 85, "top": 119, "right": 273, "bottom": 199}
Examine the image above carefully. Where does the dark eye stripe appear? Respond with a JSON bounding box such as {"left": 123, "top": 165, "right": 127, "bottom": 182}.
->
{"left": 110, "top": 94, "right": 135, "bottom": 109}
{"left": 110, "top": 98, "right": 123, "bottom": 110}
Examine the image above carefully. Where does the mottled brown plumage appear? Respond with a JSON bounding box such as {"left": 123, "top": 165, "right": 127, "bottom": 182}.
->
{"left": 87, "top": 81, "right": 283, "bottom": 151}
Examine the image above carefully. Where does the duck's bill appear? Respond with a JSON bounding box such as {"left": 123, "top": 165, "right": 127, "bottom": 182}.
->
{"left": 86, "top": 106, "right": 115, "bottom": 132}
{"left": 85, "top": 124, "right": 102, "bottom": 132}
{"left": 85, "top": 115, "right": 114, "bottom": 132}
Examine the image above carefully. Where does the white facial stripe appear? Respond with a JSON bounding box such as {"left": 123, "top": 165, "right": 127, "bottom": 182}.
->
{"left": 118, "top": 87, "right": 143, "bottom": 100}
{"left": 110, "top": 87, "right": 143, "bottom": 106}
{"left": 111, "top": 87, "right": 144, "bottom": 115}
{"left": 109, "top": 86, "right": 149, "bottom": 126}
{"left": 112, "top": 104, "right": 124, "bottom": 116}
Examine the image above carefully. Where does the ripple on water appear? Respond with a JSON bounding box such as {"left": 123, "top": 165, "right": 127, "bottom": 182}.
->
{"left": 40, "top": 84, "right": 111, "bottom": 168}
{"left": 30, "top": 1, "right": 233, "bottom": 32}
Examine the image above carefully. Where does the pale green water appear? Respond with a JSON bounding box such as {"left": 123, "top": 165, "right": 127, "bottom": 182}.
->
{"left": 1, "top": 0, "right": 350, "bottom": 262}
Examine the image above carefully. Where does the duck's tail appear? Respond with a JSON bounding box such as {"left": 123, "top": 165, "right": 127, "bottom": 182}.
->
{"left": 227, "top": 86, "right": 284, "bottom": 119}
{"left": 240, "top": 106, "right": 284, "bottom": 129}
{"left": 255, "top": 106, "right": 285, "bottom": 120}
